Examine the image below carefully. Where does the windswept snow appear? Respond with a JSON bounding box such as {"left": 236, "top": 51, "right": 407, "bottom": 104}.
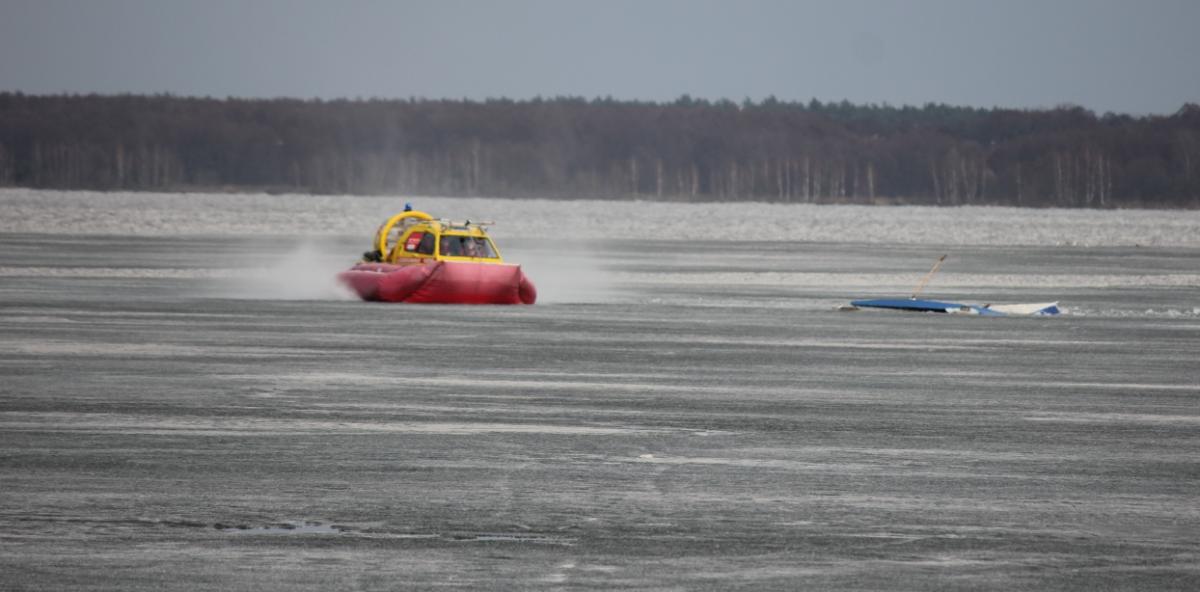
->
{"left": 3, "top": 189, "right": 1199, "bottom": 247}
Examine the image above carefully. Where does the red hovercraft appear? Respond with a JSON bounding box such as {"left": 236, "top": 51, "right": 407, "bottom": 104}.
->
{"left": 338, "top": 206, "right": 537, "bottom": 304}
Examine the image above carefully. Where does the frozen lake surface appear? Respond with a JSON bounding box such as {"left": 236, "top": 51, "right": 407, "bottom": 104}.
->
{"left": 2, "top": 190, "right": 1199, "bottom": 590}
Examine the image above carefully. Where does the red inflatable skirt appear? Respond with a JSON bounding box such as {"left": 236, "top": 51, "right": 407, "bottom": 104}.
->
{"left": 338, "top": 261, "right": 537, "bottom": 304}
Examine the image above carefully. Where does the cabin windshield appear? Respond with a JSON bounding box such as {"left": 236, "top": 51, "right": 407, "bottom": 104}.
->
{"left": 402, "top": 231, "right": 435, "bottom": 255}
{"left": 439, "top": 235, "right": 498, "bottom": 259}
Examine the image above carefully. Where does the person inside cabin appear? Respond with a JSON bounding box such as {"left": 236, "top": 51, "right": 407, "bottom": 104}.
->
{"left": 416, "top": 232, "right": 435, "bottom": 255}
{"left": 462, "top": 237, "right": 480, "bottom": 257}
{"left": 440, "top": 235, "right": 463, "bottom": 257}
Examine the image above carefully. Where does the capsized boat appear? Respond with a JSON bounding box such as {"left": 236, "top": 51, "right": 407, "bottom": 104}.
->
{"left": 842, "top": 254, "right": 1061, "bottom": 316}
{"left": 846, "top": 298, "right": 1061, "bottom": 316}
{"left": 338, "top": 208, "right": 536, "bottom": 304}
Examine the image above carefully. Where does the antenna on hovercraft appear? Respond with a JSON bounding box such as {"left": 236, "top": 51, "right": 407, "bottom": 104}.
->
{"left": 438, "top": 218, "right": 495, "bottom": 228}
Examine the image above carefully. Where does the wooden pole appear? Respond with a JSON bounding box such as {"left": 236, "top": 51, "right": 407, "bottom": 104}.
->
{"left": 911, "top": 255, "right": 947, "bottom": 300}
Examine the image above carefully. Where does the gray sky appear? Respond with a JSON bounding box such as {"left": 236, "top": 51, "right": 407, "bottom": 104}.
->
{"left": 2, "top": 0, "right": 1197, "bottom": 114}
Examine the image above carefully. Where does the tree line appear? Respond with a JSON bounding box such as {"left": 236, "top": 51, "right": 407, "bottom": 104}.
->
{"left": 1, "top": 92, "right": 1198, "bottom": 208}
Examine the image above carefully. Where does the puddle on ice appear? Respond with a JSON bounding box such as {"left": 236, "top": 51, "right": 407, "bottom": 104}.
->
{"left": 223, "top": 521, "right": 343, "bottom": 535}
{"left": 217, "top": 521, "right": 575, "bottom": 543}
{"left": 455, "top": 533, "right": 576, "bottom": 545}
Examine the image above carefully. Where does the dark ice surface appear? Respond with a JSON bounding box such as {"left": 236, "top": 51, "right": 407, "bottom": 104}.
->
{"left": 2, "top": 233, "right": 1199, "bottom": 591}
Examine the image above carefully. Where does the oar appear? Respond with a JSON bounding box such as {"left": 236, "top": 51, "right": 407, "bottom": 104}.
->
{"left": 911, "top": 254, "right": 947, "bottom": 299}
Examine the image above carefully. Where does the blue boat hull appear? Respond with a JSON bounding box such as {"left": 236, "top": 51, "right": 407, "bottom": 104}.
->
{"left": 849, "top": 299, "right": 1060, "bottom": 316}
